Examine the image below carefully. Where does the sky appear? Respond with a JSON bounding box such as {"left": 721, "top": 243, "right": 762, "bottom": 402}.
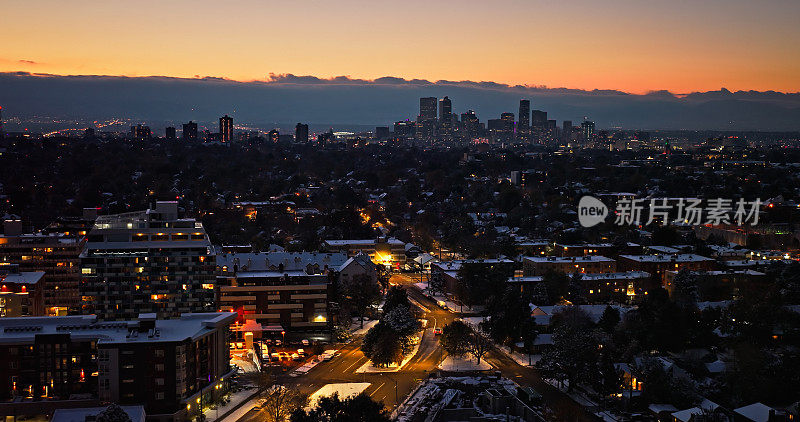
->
{"left": 2, "top": 0, "right": 799, "bottom": 94}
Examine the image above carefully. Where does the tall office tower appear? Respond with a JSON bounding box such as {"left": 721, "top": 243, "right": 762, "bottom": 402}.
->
{"left": 419, "top": 97, "right": 437, "bottom": 122}
{"left": 219, "top": 115, "right": 233, "bottom": 143}
{"left": 518, "top": 100, "right": 530, "bottom": 140}
{"left": 80, "top": 201, "right": 216, "bottom": 320}
{"left": 438, "top": 96, "right": 453, "bottom": 138}
{"left": 501, "top": 112, "right": 515, "bottom": 135}
{"left": 132, "top": 124, "right": 151, "bottom": 141}
{"left": 531, "top": 110, "right": 547, "bottom": 143}
{"left": 295, "top": 122, "right": 309, "bottom": 143}
{"left": 562, "top": 120, "right": 572, "bottom": 143}
{"left": 438, "top": 96, "right": 452, "bottom": 121}
{"left": 461, "top": 110, "right": 480, "bottom": 140}
{"left": 182, "top": 121, "right": 198, "bottom": 141}
{"left": 165, "top": 126, "right": 176, "bottom": 140}
{"left": 581, "top": 120, "right": 596, "bottom": 142}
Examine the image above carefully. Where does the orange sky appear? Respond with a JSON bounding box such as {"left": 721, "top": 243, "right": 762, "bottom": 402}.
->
{"left": 2, "top": 0, "right": 799, "bottom": 94}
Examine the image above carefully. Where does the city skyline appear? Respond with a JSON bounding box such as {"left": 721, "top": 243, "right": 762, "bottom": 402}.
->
{"left": 2, "top": 0, "right": 799, "bottom": 94}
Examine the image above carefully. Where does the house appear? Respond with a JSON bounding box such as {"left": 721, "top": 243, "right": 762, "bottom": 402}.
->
{"left": 338, "top": 253, "right": 378, "bottom": 285}
{"left": 733, "top": 403, "right": 792, "bottom": 422}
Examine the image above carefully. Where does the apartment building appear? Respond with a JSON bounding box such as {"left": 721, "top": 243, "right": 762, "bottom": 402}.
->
{"left": 522, "top": 256, "right": 616, "bottom": 276}
{"left": 80, "top": 202, "right": 216, "bottom": 320}
{"left": 0, "top": 312, "right": 235, "bottom": 422}
{"left": 0, "top": 219, "right": 85, "bottom": 316}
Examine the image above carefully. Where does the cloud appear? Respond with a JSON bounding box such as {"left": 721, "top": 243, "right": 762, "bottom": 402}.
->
{"left": 0, "top": 72, "right": 798, "bottom": 131}
{"left": 18, "top": 59, "right": 39, "bottom": 65}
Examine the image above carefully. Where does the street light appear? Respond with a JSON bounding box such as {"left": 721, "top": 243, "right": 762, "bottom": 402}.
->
{"left": 281, "top": 330, "right": 285, "bottom": 345}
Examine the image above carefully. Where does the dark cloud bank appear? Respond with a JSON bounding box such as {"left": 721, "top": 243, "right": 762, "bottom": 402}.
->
{"left": 2, "top": 72, "right": 799, "bottom": 131}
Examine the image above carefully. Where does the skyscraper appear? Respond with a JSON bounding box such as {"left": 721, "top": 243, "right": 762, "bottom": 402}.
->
{"left": 165, "top": 126, "right": 176, "bottom": 140}
{"left": 518, "top": 100, "right": 530, "bottom": 140}
{"left": 182, "top": 121, "right": 198, "bottom": 141}
{"left": 531, "top": 110, "right": 547, "bottom": 143}
{"left": 461, "top": 110, "right": 480, "bottom": 140}
{"left": 219, "top": 114, "right": 233, "bottom": 143}
{"left": 295, "top": 122, "right": 309, "bottom": 143}
{"left": 581, "top": 120, "right": 596, "bottom": 142}
{"left": 438, "top": 96, "right": 453, "bottom": 138}
{"left": 419, "top": 97, "right": 437, "bottom": 121}
{"left": 562, "top": 120, "right": 572, "bottom": 143}
{"left": 438, "top": 96, "right": 452, "bottom": 122}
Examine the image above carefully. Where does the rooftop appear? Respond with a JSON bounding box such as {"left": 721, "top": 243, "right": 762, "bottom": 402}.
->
{"left": 618, "top": 254, "right": 713, "bottom": 263}
{"left": 0, "top": 312, "right": 236, "bottom": 345}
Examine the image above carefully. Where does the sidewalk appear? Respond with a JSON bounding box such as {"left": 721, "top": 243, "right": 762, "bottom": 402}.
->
{"left": 203, "top": 384, "right": 261, "bottom": 422}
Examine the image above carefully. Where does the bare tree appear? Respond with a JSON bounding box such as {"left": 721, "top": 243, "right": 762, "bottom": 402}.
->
{"left": 468, "top": 325, "right": 492, "bottom": 365}
{"left": 261, "top": 385, "right": 307, "bottom": 422}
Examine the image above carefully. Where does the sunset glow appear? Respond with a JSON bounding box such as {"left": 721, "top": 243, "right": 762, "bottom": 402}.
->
{"left": 2, "top": 0, "right": 799, "bottom": 94}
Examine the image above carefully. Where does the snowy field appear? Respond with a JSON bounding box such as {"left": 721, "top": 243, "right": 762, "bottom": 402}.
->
{"left": 307, "top": 383, "right": 372, "bottom": 409}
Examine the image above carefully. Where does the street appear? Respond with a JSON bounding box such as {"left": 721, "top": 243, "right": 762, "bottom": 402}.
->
{"left": 237, "top": 273, "right": 595, "bottom": 422}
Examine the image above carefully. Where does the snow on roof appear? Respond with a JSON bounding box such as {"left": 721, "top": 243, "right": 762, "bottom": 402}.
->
{"left": 0, "top": 270, "right": 45, "bottom": 284}
{"left": 734, "top": 402, "right": 775, "bottom": 422}
{"left": 619, "top": 254, "right": 713, "bottom": 262}
{"left": 648, "top": 404, "right": 679, "bottom": 414}
{"left": 324, "top": 237, "right": 404, "bottom": 246}
{"left": 52, "top": 406, "right": 146, "bottom": 422}
{"left": 524, "top": 255, "right": 615, "bottom": 263}
{"left": 671, "top": 407, "right": 703, "bottom": 422}
{"left": 0, "top": 312, "right": 236, "bottom": 345}
{"left": 217, "top": 251, "right": 348, "bottom": 272}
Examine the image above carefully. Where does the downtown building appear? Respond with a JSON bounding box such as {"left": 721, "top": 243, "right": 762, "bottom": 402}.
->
{"left": 0, "top": 312, "right": 236, "bottom": 422}
{"left": 80, "top": 202, "right": 216, "bottom": 320}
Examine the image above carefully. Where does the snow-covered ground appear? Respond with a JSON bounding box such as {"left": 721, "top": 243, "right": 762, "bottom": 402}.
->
{"left": 349, "top": 318, "right": 379, "bottom": 335}
{"left": 307, "top": 383, "right": 372, "bottom": 409}
{"left": 356, "top": 335, "right": 422, "bottom": 373}
{"left": 437, "top": 355, "right": 492, "bottom": 371}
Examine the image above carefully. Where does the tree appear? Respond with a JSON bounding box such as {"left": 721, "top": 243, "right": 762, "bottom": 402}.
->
{"left": 538, "top": 307, "right": 599, "bottom": 391}
{"left": 598, "top": 305, "right": 621, "bottom": 334}
{"left": 456, "top": 263, "right": 513, "bottom": 309}
{"left": 290, "top": 393, "right": 391, "bottom": 422}
{"left": 566, "top": 272, "right": 587, "bottom": 305}
{"left": 383, "top": 286, "right": 410, "bottom": 314}
{"left": 520, "top": 318, "right": 539, "bottom": 366}
{"left": 468, "top": 325, "right": 492, "bottom": 365}
{"left": 344, "top": 274, "right": 382, "bottom": 328}
{"left": 671, "top": 268, "right": 698, "bottom": 310}
{"left": 428, "top": 271, "right": 445, "bottom": 296}
{"left": 361, "top": 307, "right": 420, "bottom": 367}
{"left": 542, "top": 270, "right": 569, "bottom": 305}
{"left": 483, "top": 287, "right": 534, "bottom": 346}
{"left": 95, "top": 404, "right": 132, "bottom": 422}
{"left": 441, "top": 320, "right": 471, "bottom": 357}
{"left": 261, "top": 385, "right": 307, "bottom": 422}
